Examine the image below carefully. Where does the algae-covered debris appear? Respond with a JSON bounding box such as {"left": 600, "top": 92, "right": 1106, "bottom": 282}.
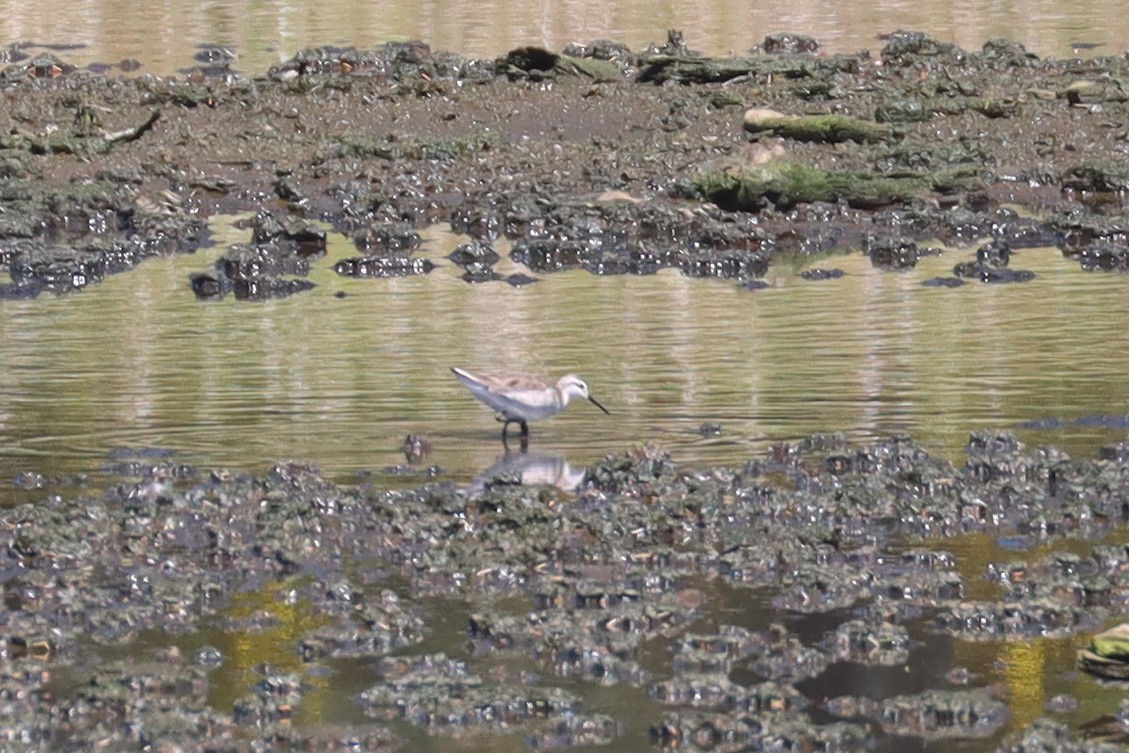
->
{"left": 499, "top": 46, "right": 621, "bottom": 81}
{"left": 743, "top": 108, "right": 892, "bottom": 144}
{"left": 695, "top": 159, "right": 978, "bottom": 210}
{"left": 1078, "top": 623, "right": 1129, "bottom": 680}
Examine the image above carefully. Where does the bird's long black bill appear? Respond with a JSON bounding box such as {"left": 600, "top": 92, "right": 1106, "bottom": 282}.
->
{"left": 588, "top": 396, "right": 611, "bottom": 415}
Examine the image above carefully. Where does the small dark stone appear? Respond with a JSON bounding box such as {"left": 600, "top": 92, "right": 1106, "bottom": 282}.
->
{"left": 1045, "top": 694, "right": 1078, "bottom": 713}
{"left": 967, "top": 430, "right": 1022, "bottom": 455}
{"left": 511, "top": 239, "right": 596, "bottom": 272}
{"left": 921, "top": 277, "right": 965, "bottom": 287}
{"left": 448, "top": 240, "right": 499, "bottom": 266}
{"left": 800, "top": 268, "right": 845, "bottom": 280}
{"left": 866, "top": 237, "right": 919, "bottom": 269}
{"left": 194, "top": 47, "right": 235, "bottom": 66}
{"left": 351, "top": 225, "right": 422, "bottom": 253}
{"left": 1077, "top": 240, "right": 1129, "bottom": 271}
{"left": 335, "top": 256, "right": 435, "bottom": 277}
{"left": 975, "top": 239, "right": 1012, "bottom": 267}
{"left": 190, "top": 272, "right": 226, "bottom": 299}
{"left": 220, "top": 244, "right": 309, "bottom": 281}
{"left": 232, "top": 278, "right": 315, "bottom": 300}
{"left": 953, "top": 260, "right": 1034, "bottom": 282}
{"left": 1099, "top": 442, "right": 1129, "bottom": 462}
{"left": 503, "top": 273, "right": 539, "bottom": 286}
{"left": 9, "top": 245, "right": 106, "bottom": 293}
{"left": 680, "top": 249, "right": 769, "bottom": 280}
{"left": 12, "top": 472, "right": 46, "bottom": 489}
{"left": 461, "top": 262, "right": 500, "bottom": 283}
{"left": 195, "top": 645, "right": 225, "bottom": 669}
{"left": 980, "top": 267, "right": 1034, "bottom": 283}
{"left": 760, "top": 33, "right": 820, "bottom": 55}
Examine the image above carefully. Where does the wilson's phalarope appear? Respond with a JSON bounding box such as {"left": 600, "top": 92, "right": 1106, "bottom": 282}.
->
{"left": 451, "top": 367, "right": 610, "bottom": 441}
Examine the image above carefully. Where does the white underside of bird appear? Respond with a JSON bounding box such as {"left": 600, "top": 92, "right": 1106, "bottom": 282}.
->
{"left": 451, "top": 367, "right": 610, "bottom": 436}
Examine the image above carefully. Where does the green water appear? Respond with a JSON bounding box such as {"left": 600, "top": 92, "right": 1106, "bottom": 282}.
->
{"left": 6, "top": 219, "right": 1129, "bottom": 751}
{"left": 3, "top": 221, "right": 1129, "bottom": 501}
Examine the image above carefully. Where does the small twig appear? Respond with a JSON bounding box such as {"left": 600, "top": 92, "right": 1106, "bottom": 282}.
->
{"left": 102, "top": 109, "right": 161, "bottom": 144}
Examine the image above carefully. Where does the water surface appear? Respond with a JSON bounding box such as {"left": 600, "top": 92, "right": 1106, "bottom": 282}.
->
{"left": 3, "top": 222, "right": 1129, "bottom": 503}
{"left": 2, "top": 3, "right": 1127, "bottom": 747}
{"left": 0, "top": 0, "right": 1125, "bottom": 75}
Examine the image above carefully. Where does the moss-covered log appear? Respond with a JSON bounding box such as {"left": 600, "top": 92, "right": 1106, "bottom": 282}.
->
{"left": 695, "top": 160, "right": 980, "bottom": 210}
{"left": 743, "top": 108, "right": 892, "bottom": 144}
{"left": 636, "top": 54, "right": 854, "bottom": 85}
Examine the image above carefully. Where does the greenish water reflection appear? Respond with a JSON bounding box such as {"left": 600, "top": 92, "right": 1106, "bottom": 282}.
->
{"left": 4, "top": 223, "right": 1129, "bottom": 500}
{"left": 6, "top": 222, "right": 1129, "bottom": 750}
{"left": 151, "top": 553, "right": 1125, "bottom": 753}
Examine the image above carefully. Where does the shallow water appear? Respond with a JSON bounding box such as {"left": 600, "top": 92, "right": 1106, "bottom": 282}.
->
{"left": 0, "top": 0, "right": 1126, "bottom": 76}
{"left": 5, "top": 221, "right": 1129, "bottom": 747}
{"left": 3, "top": 6, "right": 1128, "bottom": 748}
{"left": 3, "top": 219, "right": 1129, "bottom": 502}
{"left": 117, "top": 537, "right": 1124, "bottom": 753}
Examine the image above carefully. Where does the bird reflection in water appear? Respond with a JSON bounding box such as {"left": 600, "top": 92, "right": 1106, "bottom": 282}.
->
{"left": 467, "top": 449, "right": 588, "bottom": 495}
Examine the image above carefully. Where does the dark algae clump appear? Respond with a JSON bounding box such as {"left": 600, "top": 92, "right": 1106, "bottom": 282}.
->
{"left": 2, "top": 432, "right": 1129, "bottom": 750}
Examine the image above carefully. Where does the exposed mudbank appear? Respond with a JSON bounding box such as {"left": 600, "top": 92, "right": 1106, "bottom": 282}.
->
{"left": 3, "top": 31, "right": 1129, "bottom": 753}
{"left": 3, "top": 32, "right": 1129, "bottom": 300}
{"left": 3, "top": 431, "right": 1129, "bottom": 750}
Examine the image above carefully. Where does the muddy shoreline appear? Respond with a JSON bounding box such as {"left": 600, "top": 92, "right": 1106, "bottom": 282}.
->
{"left": 3, "top": 32, "right": 1129, "bottom": 752}
{"left": 5, "top": 433, "right": 1129, "bottom": 751}
{"left": 3, "top": 32, "right": 1129, "bottom": 299}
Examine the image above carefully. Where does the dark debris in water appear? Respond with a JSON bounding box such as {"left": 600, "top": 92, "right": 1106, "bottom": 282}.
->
{"left": 921, "top": 276, "right": 966, "bottom": 287}
{"left": 189, "top": 211, "right": 320, "bottom": 301}
{"left": 0, "top": 431, "right": 1126, "bottom": 749}
{"left": 333, "top": 255, "right": 435, "bottom": 278}
{"left": 503, "top": 272, "right": 539, "bottom": 286}
{"left": 827, "top": 689, "right": 1008, "bottom": 740}
{"left": 799, "top": 267, "right": 845, "bottom": 280}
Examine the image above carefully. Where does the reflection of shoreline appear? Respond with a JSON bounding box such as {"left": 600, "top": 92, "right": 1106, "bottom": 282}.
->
{"left": 0, "top": 4, "right": 1119, "bottom": 80}
{"left": 467, "top": 450, "right": 587, "bottom": 495}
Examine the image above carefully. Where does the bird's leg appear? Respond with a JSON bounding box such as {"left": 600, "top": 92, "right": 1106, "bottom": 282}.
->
{"left": 496, "top": 416, "right": 527, "bottom": 447}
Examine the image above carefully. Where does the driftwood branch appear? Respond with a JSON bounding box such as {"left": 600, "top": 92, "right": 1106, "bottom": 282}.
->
{"left": 103, "top": 109, "right": 161, "bottom": 144}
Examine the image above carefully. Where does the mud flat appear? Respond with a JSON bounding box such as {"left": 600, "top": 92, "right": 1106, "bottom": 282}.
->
{"left": 3, "top": 31, "right": 1129, "bottom": 752}
{"left": 4, "top": 431, "right": 1129, "bottom": 750}
{"left": 3, "top": 32, "right": 1129, "bottom": 299}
